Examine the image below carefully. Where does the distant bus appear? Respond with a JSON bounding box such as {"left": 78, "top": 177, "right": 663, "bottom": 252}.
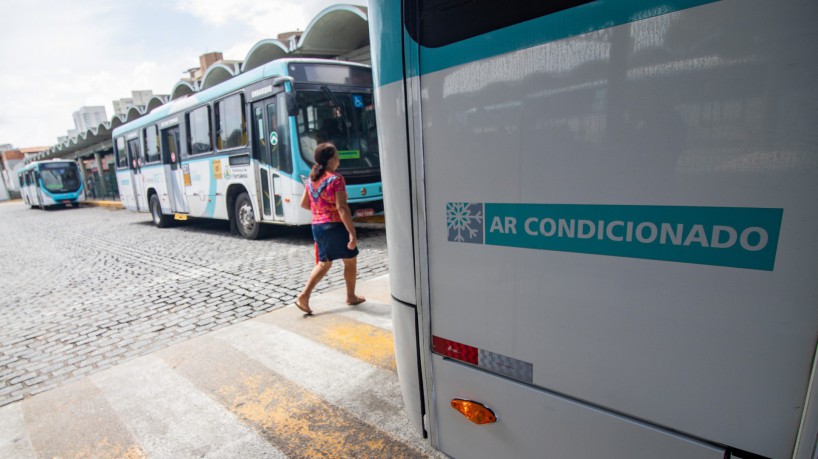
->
{"left": 370, "top": 1, "right": 818, "bottom": 458}
{"left": 112, "top": 58, "right": 382, "bottom": 239}
{"left": 18, "top": 159, "right": 85, "bottom": 209}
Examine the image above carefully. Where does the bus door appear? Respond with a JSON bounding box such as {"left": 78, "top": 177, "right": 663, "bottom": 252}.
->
{"left": 32, "top": 170, "right": 44, "bottom": 207}
{"left": 251, "top": 99, "right": 285, "bottom": 222}
{"left": 126, "top": 136, "right": 147, "bottom": 211}
{"left": 161, "top": 125, "right": 188, "bottom": 214}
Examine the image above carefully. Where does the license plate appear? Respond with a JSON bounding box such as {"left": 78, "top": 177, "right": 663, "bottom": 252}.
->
{"left": 355, "top": 208, "right": 375, "bottom": 218}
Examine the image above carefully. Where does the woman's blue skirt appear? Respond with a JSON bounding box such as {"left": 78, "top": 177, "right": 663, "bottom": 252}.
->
{"left": 312, "top": 222, "right": 359, "bottom": 262}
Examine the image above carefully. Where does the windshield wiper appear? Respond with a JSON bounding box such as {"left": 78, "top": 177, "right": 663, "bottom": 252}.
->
{"left": 321, "top": 85, "right": 352, "bottom": 130}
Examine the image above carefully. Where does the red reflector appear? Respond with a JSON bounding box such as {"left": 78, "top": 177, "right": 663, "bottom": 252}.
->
{"left": 433, "top": 336, "right": 478, "bottom": 365}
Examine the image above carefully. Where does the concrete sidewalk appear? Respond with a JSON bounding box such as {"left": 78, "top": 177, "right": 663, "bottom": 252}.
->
{"left": 0, "top": 275, "right": 440, "bottom": 459}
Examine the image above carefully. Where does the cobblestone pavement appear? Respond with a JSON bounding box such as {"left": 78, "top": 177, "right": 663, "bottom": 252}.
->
{"left": 0, "top": 201, "right": 388, "bottom": 407}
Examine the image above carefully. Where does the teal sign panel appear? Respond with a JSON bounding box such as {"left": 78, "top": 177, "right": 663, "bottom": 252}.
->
{"left": 448, "top": 203, "right": 783, "bottom": 271}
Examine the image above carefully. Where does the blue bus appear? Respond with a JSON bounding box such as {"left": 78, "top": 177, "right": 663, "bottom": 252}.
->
{"left": 18, "top": 160, "right": 85, "bottom": 209}
{"left": 113, "top": 58, "right": 382, "bottom": 238}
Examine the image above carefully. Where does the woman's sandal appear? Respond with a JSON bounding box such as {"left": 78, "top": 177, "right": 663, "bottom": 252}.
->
{"left": 294, "top": 300, "right": 313, "bottom": 315}
{"left": 346, "top": 296, "right": 366, "bottom": 306}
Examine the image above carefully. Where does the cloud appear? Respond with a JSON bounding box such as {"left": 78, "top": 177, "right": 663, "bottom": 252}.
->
{"left": 174, "top": 0, "right": 365, "bottom": 36}
{"left": 0, "top": 0, "right": 368, "bottom": 147}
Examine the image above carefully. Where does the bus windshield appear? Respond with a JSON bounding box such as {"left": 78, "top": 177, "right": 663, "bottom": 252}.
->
{"left": 39, "top": 163, "right": 81, "bottom": 193}
{"left": 295, "top": 89, "right": 379, "bottom": 175}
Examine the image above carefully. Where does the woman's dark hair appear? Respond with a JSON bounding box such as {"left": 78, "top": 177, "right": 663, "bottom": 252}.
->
{"left": 310, "top": 142, "right": 337, "bottom": 181}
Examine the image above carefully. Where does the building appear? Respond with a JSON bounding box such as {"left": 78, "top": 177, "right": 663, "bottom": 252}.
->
{"left": 113, "top": 90, "right": 155, "bottom": 117}
{"left": 72, "top": 106, "right": 108, "bottom": 133}
{"left": 0, "top": 147, "right": 47, "bottom": 200}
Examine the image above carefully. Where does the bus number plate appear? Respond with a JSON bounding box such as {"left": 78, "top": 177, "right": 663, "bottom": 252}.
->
{"left": 355, "top": 208, "right": 374, "bottom": 218}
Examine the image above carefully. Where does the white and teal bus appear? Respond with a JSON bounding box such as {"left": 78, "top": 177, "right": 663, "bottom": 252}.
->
{"left": 18, "top": 159, "right": 85, "bottom": 209}
{"left": 113, "top": 58, "right": 382, "bottom": 239}
{"left": 370, "top": 1, "right": 818, "bottom": 458}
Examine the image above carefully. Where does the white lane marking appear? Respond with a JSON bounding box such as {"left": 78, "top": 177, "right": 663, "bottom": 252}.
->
{"left": 213, "top": 321, "right": 441, "bottom": 457}
{"left": 0, "top": 402, "right": 36, "bottom": 459}
{"left": 91, "top": 355, "right": 287, "bottom": 459}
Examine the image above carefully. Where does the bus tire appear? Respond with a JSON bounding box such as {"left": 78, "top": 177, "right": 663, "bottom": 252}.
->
{"left": 149, "top": 194, "right": 172, "bottom": 228}
{"left": 234, "top": 192, "right": 262, "bottom": 239}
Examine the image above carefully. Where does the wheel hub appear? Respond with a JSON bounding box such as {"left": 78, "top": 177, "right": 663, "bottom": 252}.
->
{"left": 239, "top": 203, "right": 255, "bottom": 232}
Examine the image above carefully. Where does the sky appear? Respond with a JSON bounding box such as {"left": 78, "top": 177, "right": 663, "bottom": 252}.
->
{"left": 0, "top": 0, "right": 366, "bottom": 149}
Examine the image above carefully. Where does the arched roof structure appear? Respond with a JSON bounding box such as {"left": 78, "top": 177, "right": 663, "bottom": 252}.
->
{"left": 125, "top": 106, "right": 142, "bottom": 122}
{"left": 171, "top": 81, "right": 197, "bottom": 100}
{"left": 145, "top": 95, "right": 168, "bottom": 113}
{"left": 296, "top": 5, "right": 369, "bottom": 57}
{"left": 242, "top": 39, "right": 289, "bottom": 73}
{"left": 200, "top": 62, "right": 241, "bottom": 91}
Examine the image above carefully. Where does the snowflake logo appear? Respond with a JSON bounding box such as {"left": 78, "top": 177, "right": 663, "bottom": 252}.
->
{"left": 447, "top": 202, "right": 484, "bottom": 244}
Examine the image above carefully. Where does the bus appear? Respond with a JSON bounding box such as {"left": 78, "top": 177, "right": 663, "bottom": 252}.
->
{"left": 113, "top": 58, "right": 382, "bottom": 239}
{"left": 18, "top": 159, "right": 85, "bottom": 209}
{"left": 369, "top": 1, "right": 818, "bottom": 458}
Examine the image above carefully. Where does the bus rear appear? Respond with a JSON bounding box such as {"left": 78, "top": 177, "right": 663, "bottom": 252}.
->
{"left": 370, "top": 1, "right": 818, "bottom": 458}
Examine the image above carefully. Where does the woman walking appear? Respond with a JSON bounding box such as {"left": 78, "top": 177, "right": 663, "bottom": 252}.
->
{"left": 295, "top": 142, "right": 366, "bottom": 315}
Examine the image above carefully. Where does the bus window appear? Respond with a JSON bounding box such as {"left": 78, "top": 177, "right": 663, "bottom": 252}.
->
{"left": 295, "top": 89, "right": 379, "bottom": 173}
{"left": 187, "top": 106, "right": 213, "bottom": 155}
{"left": 274, "top": 97, "right": 292, "bottom": 174}
{"left": 115, "top": 136, "right": 128, "bottom": 168}
{"left": 39, "top": 162, "right": 81, "bottom": 193}
{"left": 265, "top": 102, "right": 281, "bottom": 169}
{"left": 252, "top": 106, "right": 267, "bottom": 163}
{"left": 144, "top": 125, "right": 160, "bottom": 163}
{"left": 126, "top": 138, "right": 142, "bottom": 169}
{"left": 216, "top": 94, "right": 246, "bottom": 150}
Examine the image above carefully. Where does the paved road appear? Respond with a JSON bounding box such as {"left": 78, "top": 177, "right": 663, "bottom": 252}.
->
{"left": 0, "top": 201, "right": 388, "bottom": 407}
{"left": 0, "top": 276, "right": 443, "bottom": 459}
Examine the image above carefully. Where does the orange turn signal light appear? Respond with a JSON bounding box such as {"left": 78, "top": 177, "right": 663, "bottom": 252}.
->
{"left": 451, "top": 399, "right": 497, "bottom": 425}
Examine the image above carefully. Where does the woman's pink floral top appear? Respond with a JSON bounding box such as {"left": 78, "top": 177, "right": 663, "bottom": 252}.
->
{"left": 308, "top": 172, "right": 346, "bottom": 224}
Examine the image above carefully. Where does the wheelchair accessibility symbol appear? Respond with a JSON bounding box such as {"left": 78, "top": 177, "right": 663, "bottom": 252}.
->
{"left": 352, "top": 95, "right": 364, "bottom": 109}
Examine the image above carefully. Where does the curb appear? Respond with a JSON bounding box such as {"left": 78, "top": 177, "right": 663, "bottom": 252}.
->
{"left": 84, "top": 200, "right": 124, "bottom": 209}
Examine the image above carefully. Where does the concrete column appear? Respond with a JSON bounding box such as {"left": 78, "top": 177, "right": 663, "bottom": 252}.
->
{"left": 94, "top": 152, "right": 106, "bottom": 198}
{"left": 76, "top": 155, "right": 92, "bottom": 200}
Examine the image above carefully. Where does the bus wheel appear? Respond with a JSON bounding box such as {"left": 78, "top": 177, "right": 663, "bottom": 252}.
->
{"left": 234, "top": 192, "right": 262, "bottom": 239}
{"left": 150, "top": 194, "right": 172, "bottom": 228}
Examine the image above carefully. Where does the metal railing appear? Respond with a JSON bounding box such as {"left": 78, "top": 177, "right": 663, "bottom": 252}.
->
{"left": 84, "top": 174, "right": 119, "bottom": 201}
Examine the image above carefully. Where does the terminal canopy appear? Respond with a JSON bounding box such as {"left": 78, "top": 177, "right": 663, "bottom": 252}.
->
{"left": 296, "top": 5, "right": 369, "bottom": 57}
{"left": 242, "top": 39, "right": 289, "bottom": 73}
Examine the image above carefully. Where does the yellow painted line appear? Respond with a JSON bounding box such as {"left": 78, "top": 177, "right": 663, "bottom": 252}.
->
{"left": 320, "top": 321, "right": 396, "bottom": 371}
{"left": 261, "top": 311, "right": 396, "bottom": 372}
{"left": 84, "top": 200, "right": 124, "bottom": 208}
{"left": 162, "top": 336, "right": 424, "bottom": 459}
{"left": 21, "top": 377, "right": 146, "bottom": 459}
